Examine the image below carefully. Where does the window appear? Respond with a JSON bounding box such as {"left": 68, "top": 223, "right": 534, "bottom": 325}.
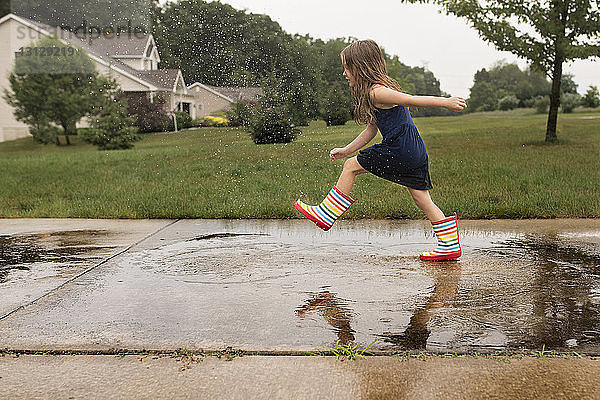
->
{"left": 145, "top": 43, "right": 154, "bottom": 57}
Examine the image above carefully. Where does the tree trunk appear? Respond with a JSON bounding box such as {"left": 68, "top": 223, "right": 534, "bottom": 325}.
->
{"left": 546, "top": 56, "right": 562, "bottom": 143}
{"left": 65, "top": 135, "right": 71, "bottom": 145}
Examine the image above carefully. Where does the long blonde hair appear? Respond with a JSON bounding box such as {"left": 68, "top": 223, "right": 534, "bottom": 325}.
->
{"left": 341, "top": 39, "right": 402, "bottom": 125}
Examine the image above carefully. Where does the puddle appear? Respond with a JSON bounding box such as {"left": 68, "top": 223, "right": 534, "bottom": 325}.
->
{"left": 296, "top": 289, "right": 357, "bottom": 345}
{"left": 0, "top": 230, "right": 117, "bottom": 284}
{"left": 187, "top": 233, "right": 270, "bottom": 241}
{"left": 1, "top": 220, "right": 599, "bottom": 354}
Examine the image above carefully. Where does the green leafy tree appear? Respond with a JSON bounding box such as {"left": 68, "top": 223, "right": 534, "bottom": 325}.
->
{"left": 468, "top": 62, "right": 550, "bottom": 110}
{"left": 154, "top": 0, "right": 319, "bottom": 126}
{"left": 470, "top": 81, "right": 504, "bottom": 112}
{"left": 80, "top": 78, "right": 141, "bottom": 150}
{"left": 1, "top": 0, "right": 9, "bottom": 18}
{"left": 3, "top": 36, "right": 100, "bottom": 145}
{"left": 581, "top": 85, "right": 600, "bottom": 108}
{"left": 247, "top": 76, "right": 300, "bottom": 144}
{"left": 560, "top": 73, "right": 579, "bottom": 94}
{"left": 403, "top": 0, "right": 600, "bottom": 142}
{"left": 322, "top": 81, "right": 352, "bottom": 126}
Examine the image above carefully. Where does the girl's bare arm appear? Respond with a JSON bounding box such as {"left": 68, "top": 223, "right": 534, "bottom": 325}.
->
{"left": 330, "top": 121, "right": 378, "bottom": 161}
{"left": 372, "top": 86, "right": 467, "bottom": 112}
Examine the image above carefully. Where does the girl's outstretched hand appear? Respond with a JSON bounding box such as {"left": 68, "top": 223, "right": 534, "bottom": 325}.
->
{"left": 445, "top": 97, "right": 467, "bottom": 112}
{"left": 330, "top": 147, "right": 348, "bottom": 161}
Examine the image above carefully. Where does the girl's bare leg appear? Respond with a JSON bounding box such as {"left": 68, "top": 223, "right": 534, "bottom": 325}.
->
{"left": 407, "top": 188, "right": 446, "bottom": 222}
{"left": 336, "top": 156, "right": 368, "bottom": 195}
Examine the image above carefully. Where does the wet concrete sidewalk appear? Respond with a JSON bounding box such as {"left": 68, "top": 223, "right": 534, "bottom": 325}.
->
{"left": 1, "top": 218, "right": 599, "bottom": 354}
{"left": 2, "top": 354, "right": 599, "bottom": 400}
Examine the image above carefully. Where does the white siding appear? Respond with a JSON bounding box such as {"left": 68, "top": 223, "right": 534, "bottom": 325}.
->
{"left": 0, "top": 18, "right": 36, "bottom": 142}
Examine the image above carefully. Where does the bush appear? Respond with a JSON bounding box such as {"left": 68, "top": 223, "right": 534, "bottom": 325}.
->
{"left": 247, "top": 104, "right": 300, "bottom": 144}
{"left": 80, "top": 97, "right": 141, "bottom": 150}
{"left": 203, "top": 116, "right": 229, "bottom": 127}
{"left": 117, "top": 92, "right": 170, "bottom": 133}
{"left": 31, "top": 124, "right": 63, "bottom": 145}
{"left": 168, "top": 111, "right": 194, "bottom": 131}
{"left": 581, "top": 85, "right": 600, "bottom": 108}
{"left": 225, "top": 100, "right": 254, "bottom": 127}
{"left": 498, "top": 95, "right": 519, "bottom": 111}
{"left": 535, "top": 96, "right": 550, "bottom": 114}
{"left": 560, "top": 93, "right": 580, "bottom": 113}
{"left": 522, "top": 98, "right": 537, "bottom": 108}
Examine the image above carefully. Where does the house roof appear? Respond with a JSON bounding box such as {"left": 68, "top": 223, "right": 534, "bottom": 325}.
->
{"left": 86, "top": 35, "right": 151, "bottom": 58}
{"left": 5, "top": 14, "right": 160, "bottom": 91}
{"left": 1, "top": 13, "right": 259, "bottom": 99}
{"left": 135, "top": 69, "right": 184, "bottom": 92}
{"left": 205, "top": 85, "right": 263, "bottom": 102}
{"left": 17, "top": 16, "right": 152, "bottom": 58}
{"left": 4, "top": 14, "right": 180, "bottom": 92}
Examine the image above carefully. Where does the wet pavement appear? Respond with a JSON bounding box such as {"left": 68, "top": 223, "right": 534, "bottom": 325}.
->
{"left": 0, "top": 218, "right": 599, "bottom": 354}
{"left": 2, "top": 354, "right": 599, "bottom": 400}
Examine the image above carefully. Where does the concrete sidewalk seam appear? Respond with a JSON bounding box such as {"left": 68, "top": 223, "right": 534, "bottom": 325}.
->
{"left": 0, "top": 219, "right": 180, "bottom": 322}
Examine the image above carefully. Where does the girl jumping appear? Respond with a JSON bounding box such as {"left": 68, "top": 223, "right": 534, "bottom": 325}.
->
{"left": 295, "top": 39, "right": 467, "bottom": 262}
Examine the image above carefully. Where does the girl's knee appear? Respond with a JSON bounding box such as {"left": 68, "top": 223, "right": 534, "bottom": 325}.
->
{"left": 408, "top": 189, "right": 432, "bottom": 207}
{"left": 343, "top": 157, "right": 367, "bottom": 174}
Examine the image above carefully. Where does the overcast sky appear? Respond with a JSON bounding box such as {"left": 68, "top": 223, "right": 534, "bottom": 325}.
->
{"left": 208, "top": 0, "right": 599, "bottom": 98}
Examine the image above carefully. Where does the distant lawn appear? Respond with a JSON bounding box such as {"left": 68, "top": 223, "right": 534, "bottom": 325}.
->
{"left": 1, "top": 108, "right": 599, "bottom": 219}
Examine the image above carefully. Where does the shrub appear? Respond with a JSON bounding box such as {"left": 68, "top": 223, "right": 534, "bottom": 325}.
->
{"left": 168, "top": 111, "right": 194, "bottom": 131}
{"left": 560, "top": 93, "right": 580, "bottom": 113}
{"left": 534, "top": 96, "right": 550, "bottom": 114}
{"left": 498, "top": 95, "right": 519, "bottom": 111}
{"left": 522, "top": 98, "right": 537, "bottom": 108}
{"left": 247, "top": 104, "right": 300, "bottom": 144}
{"left": 80, "top": 97, "right": 141, "bottom": 150}
{"left": 202, "top": 116, "right": 229, "bottom": 127}
{"left": 117, "top": 92, "right": 169, "bottom": 133}
{"left": 31, "top": 124, "right": 63, "bottom": 145}
{"left": 225, "top": 100, "right": 254, "bottom": 127}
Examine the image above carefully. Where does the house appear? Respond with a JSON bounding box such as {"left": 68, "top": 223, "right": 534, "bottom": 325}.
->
{"left": 0, "top": 13, "right": 262, "bottom": 143}
{"left": 188, "top": 83, "right": 262, "bottom": 118}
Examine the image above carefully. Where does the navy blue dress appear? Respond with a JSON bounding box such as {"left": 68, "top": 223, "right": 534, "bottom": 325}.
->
{"left": 356, "top": 105, "right": 433, "bottom": 190}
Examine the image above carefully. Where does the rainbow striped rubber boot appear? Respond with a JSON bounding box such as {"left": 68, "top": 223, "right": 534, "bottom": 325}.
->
{"left": 419, "top": 213, "right": 462, "bottom": 261}
{"left": 294, "top": 186, "right": 356, "bottom": 231}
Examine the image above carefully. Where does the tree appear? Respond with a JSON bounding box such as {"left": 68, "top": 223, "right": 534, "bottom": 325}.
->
{"left": 246, "top": 75, "right": 300, "bottom": 144}
{"left": 322, "top": 81, "right": 352, "bottom": 126}
{"left": 581, "top": 85, "right": 600, "bottom": 108}
{"left": 403, "top": 0, "right": 600, "bottom": 142}
{"left": 80, "top": 77, "right": 141, "bottom": 150}
{"left": 1, "top": 0, "right": 10, "bottom": 18}
{"left": 468, "top": 61, "right": 551, "bottom": 110}
{"left": 153, "top": 0, "right": 320, "bottom": 126}
{"left": 3, "top": 36, "right": 100, "bottom": 145}
{"left": 560, "top": 73, "right": 579, "bottom": 94}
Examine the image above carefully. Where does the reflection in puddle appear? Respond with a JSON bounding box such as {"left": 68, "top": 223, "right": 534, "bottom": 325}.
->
{"left": 0, "top": 230, "right": 116, "bottom": 284}
{"left": 296, "top": 290, "right": 356, "bottom": 345}
{"left": 377, "top": 263, "right": 461, "bottom": 350}
{"left": 292, "top": 233, "right": 600, "bottom": 352}
{"left": 483, "top": 234, "right": 600, "bottom": 350}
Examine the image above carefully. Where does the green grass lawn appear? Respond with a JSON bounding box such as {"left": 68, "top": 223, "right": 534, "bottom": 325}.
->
{"left": 1, "top": 108, "right": 599, "bottom": 219}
